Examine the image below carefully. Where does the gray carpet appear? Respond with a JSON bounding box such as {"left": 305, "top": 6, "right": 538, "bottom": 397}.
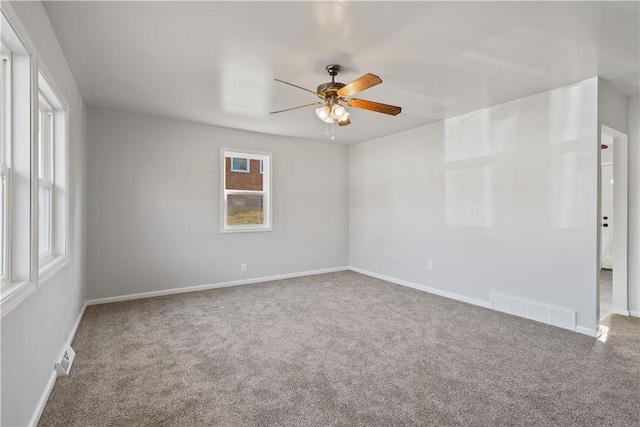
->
{"left": 39, "top": 271, "right": 639, "bottom": 426}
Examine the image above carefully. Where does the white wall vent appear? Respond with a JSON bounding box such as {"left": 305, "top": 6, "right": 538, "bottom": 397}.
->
{"left": 490, "top": 292, "right": 576, "bottom": 332}
{"left": 55, "top": 344, "right": 76, "bottom": 377}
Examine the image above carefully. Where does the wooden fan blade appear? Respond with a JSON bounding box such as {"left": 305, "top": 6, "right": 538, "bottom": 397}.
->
{"left": 269, "top": 101, "right": 324, "bottom": 114}
{"left": 337, "top": 73, "right": 382, "bottom": 98}
{"left": 346, "top": 98, "right": 402, "bottom": 116}
{"left": 274, "top": 79, "right": 324, "bottom": 99}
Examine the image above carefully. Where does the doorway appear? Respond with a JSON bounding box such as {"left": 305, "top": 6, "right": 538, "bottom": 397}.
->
{"left": 600, "top": 157, "right": 613, "bottom": 320}
{"left": 599, "top": 126, "right": 629, "bottom": 321}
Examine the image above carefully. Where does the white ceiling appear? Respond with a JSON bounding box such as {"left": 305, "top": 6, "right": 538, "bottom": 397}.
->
{"left": 43, "top": 1, "right": 639, "bottom": 145}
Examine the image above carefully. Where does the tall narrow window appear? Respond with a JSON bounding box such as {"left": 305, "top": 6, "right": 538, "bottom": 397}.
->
{"left": 38, "top": 96, "right": 53, "bottom": 258}
{"left": 221, "top": 149, "right": 272, "bottom": 233}
{"left": 0, "top": 52, "right": 10, "bottom": 283}
{"left": 37, "top": 70, "right": 67, "bottom": 282}
{"left": 2, "top": 8, "right": 41, "bottom": 314}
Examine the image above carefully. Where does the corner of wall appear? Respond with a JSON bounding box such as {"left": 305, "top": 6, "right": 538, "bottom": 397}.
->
{"left": 598, "top": 77, "right": 630, "bottom": 134}
{"left": 627, "top": 95, "right": 640, "bottom": 315}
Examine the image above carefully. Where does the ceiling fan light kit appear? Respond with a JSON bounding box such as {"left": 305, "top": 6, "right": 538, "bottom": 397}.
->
{"left": 316, "top": 104, "right": 348, "bottom": 124}
{"left": 331, "top": 105, "right": 346, "bottom": 119}
{"left": 315, "top": 105, "right": 332, "bottom": 122}
{"left": 271, "top": 64, "right": 402, "bottom": 139}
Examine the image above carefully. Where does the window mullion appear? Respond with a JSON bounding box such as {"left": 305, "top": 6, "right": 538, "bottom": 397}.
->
{"left": 224, "top": 189, "right": 265, "bottom": 195}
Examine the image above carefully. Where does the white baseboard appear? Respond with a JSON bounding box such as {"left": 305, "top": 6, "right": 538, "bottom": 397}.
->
{"left": 629, "top": 310, "right": 639, "bottom": 317}
{"left": 349, "top": 267, "right": 599, "bottom": 337}
{"left": 27, "top": 371, "right": 57, "bottom": 427}
{"left": 576, "top": 326, "right": 598, "bottom": 337}
{"left": 68, "top": 301, "right": 88, "bottom": 346}
{"left": 87, "top": 266, "right": 350, "bottom": 306}
{"left": 28, "top": 301, "right": 88, "bottom": 427}
{"left": 349, "top": 267, "right": 491, "bottom": 309}
{"left": 610, "top": 307, "right": 630, "bottom": 316}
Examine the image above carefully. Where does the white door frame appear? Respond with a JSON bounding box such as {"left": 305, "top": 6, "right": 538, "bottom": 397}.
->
{"left": 599, "top": 125, "right": 629, "bottom": 318}
{"left": 600, "top": 162, "right": 614, "bottom": 270}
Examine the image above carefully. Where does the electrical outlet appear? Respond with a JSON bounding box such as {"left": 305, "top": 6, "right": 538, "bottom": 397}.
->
{"left": 241, "top": 263, "right": 247, "bottom": 272}
{"left": 427, "top": 260, "right": 433, "bottom": 270}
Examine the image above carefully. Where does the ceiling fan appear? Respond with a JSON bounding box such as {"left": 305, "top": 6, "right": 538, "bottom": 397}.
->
{"left": 270, "top": 64, "right": 402, "bottom": 130}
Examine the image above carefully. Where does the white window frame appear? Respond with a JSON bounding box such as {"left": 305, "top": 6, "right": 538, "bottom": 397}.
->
{"left": 221, "top": 148, "right": 272, "bottom": 233}
{"left": 1, "top": 51, "right": 12, "bottom": 286}
{"left": 37, "top": 69, "right": 68, "bottom": 284}
{"left": 230, "top": 156, "right": 250, "bottom": 173}
{"left": 1, "top": 6, "right": 39, "bottom": 317}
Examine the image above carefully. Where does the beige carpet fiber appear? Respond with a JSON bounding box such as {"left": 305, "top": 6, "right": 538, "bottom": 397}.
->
{"left": 39, "top": 271, "right": 639, "bottom": 426}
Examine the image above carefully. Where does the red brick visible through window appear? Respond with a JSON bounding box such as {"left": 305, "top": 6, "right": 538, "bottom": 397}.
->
{"left": 225, "top": 158, "right": 263, "bottom": 191}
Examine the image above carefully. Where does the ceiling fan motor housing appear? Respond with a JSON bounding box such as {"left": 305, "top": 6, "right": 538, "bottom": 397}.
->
{"left": 317, "top": 82, "right": 346, "bottom": 96}
{"left": 326, "top": 64, "right": 341, "bottom": 76}
{"left": 318, "top": 64, "right": 346, "bottom": 103}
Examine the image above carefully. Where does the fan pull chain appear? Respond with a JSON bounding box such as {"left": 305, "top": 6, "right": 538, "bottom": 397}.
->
{"left": 323, "top": 120, "right": 335, "bottom": 140}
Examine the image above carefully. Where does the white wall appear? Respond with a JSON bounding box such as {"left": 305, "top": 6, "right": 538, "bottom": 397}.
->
{"left": 87, "top": 109, "right": 349, "bottom": 300}
{"left": 0, "top": 2, "right": 87, "bottom": 426}
{"left": 629, "top": 95, "right": 640, "bottom": 316}
{"left": 350, "top": 78, "right": 599, "bottom": 333}
{"left": 598, "top": 78, "right": 629, "bottom": 135}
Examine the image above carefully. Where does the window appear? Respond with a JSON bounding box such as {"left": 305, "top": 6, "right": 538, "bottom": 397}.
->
{"left": 1, "top": 8, "right": 39, "bottom": 315}
{"left": 1, "top": 52, "right": 10, "bottom": 284}
{"left": 221, "top": 149, "right": 272, "bottom": 232}
{"left": 38, "top": 96, "right": 53, "bottom": 258}
{"left": 231, "top": 157, "right": 249, "bottom": 173}
{"left": 37, "top": 71, "right": 67, "bottom": 280}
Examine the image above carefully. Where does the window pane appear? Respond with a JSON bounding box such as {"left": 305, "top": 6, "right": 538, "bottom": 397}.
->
{"left": 0, "top": 57, "right": 5, "bottom": 278}
{"left": 38, "top": 186, "right": 51, "bottom": 256}
{"left": 0, "top": 174, "right": 5, "bottom": 277}
{"left": 226, "top": 194, "right": 264, "bottom": 225}
{"left": 46, "top": 113, "right": 53, "bottom": 181}
{"left": 226, "top": 157, "right": 264, "bottom": 191}
{"left": 38, "top": 109, "right": 44, "bottom": 179}
{"left": 1, "top": 58, "right": 5, "bottom": 166}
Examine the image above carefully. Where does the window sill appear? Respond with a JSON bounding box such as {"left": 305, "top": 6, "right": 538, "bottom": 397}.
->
{"left": 220, "top": 225, "right": 273, "bottom": 233}
{"left": 39, "top": 255, "right": 68, "bottom": 286}
{"left": 1, "top": 280, "right": 36, "bottom": 318}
